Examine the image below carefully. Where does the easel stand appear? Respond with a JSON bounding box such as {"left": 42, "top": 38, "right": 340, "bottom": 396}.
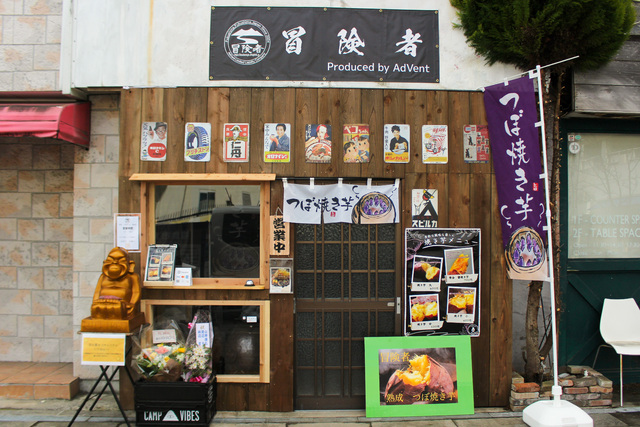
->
{"left": 68, "top": 364, "right": 133, "bottom": 426}
{"left": 69, "top": 331, "right": 137, "bottom": 426}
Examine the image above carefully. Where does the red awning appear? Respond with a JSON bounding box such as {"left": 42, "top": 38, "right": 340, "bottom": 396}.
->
{"left": 0, "top": 102, "right": 91, "bottom": 148}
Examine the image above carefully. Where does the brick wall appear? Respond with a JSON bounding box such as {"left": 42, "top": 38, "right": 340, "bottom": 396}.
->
{"left": 0, "top": 0, "right": 62, "bottom": 92}
{"left": 510, "top": 367, "right": 613, "bottom": 411}
{"left": 0, "top": 93, "right": 119, "bottom": 368}
{"left": 0, "top": 138, "right": 75, "bottom": 362}
{"left": 0, "top": 0, "right": 121, "bottom": 376}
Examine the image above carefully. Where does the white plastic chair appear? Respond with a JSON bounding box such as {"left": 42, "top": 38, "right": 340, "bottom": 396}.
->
{"left": 593, "top": 298, "right": 640, "bottom": 407}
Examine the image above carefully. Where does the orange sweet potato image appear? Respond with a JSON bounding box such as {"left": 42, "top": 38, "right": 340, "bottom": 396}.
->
{"left": 464, "top": 292, "right": 475, "bottom": 312}
{"left": 448, "top": 254, "right": 469, "bottom": 275}
{"left": 384, "top": 354, "right": 455, "bottom": 405}
{"left": 413, "top": 260, "right": 441, "bottom": 282}
{"left": 411, "top": 300, "right": 437, "bottom": 322}
{"left": 422, "top": 263, "right": 440, "bottom": 280}
{"left": 448, "top": 293, "right": 467, "bottom": 313}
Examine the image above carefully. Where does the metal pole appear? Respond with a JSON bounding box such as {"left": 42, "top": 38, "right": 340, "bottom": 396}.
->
{"left": 532, "top": 64, "right": 561, "bottom": 402}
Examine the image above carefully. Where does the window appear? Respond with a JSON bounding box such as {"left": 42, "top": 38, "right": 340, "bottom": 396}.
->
{"left": 567, "top": 132, "right": 640, "bottom": 258}
{"left": 155, "top": 185, "right": 260, "bottom": 278}
{"left": 141, "top": 299, "right": 270, "bottom": 383}
{"left": 130, "top": 173, "right": 275, "bottom": 289}
{"left": 198, "top": 191, "right": 216, "bottom": 212}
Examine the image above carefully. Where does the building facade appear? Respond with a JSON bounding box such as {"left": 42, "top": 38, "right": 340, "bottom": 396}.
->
{"left": 0, "top": 0, "right": 638, "bottom": 411}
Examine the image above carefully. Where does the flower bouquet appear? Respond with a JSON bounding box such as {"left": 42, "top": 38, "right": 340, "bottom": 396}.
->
{"left": 135, "top": 342, "right": 186, "bottom": 382}
{"left": 131, "top": 320, "right": 186, "bottom": 382}
{"left": 182, "top": 309, "right": 214, "bottom": 383}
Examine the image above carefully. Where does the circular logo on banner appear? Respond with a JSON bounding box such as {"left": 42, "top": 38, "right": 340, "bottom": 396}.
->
{"left": 505, "top": 226, "right": 546, "bottom": 275}
{"left": 224, "top": 20, "right": 271, "bottom": 65}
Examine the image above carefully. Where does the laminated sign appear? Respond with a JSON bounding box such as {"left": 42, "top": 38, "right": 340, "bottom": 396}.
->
{"left": 404, "top": 228, "right": 481, "bottom": 337}
{"left": 305, "top": 124, "right": 332, "bottom": 163}
{"left": 364, "top": 336, "right": 474, "bottom": 418}
{"left": 223, "top": 123, "right": 249, "bottom": 162}
{"left": 270, "top": 215, "right": 290, "bottom": 256}
{"left": 411, "top": 189, "right": 438, "bottom": 228}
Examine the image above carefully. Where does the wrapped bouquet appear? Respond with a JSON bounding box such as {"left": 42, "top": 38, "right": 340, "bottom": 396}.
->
{"left": 132, "top": 320, "right": 186, "bottom": 382}
{"left": 182, "top": 309, "right": 214, "bottom": 383}
{"left": 135, "top": 343, "right": 185, "bottom": 381}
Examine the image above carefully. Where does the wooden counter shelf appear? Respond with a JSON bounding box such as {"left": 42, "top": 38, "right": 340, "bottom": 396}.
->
{"left": 143, "top": 278, "right": 265, "bottom": 290}
{"left": 143, "top": 283, "right": 266, "bottom": 290}
{"left": 129, "top": 173, "right": 276, "bottom": 185}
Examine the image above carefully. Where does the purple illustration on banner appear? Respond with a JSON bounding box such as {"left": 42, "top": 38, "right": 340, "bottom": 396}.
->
{"left": 484, "top": 76, "right": 548, "bottom": 280}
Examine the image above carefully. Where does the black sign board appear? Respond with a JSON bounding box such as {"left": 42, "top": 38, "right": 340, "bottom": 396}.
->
{"left": 210, "top": 7, "right": 439, "bottom": 83}
{"left": 404, "top": 228, "right": 481, "bottom": 337}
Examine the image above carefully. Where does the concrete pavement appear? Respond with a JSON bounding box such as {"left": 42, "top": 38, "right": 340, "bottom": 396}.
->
{"left": 2, "top": 393, "right": 640, "bottom": 426}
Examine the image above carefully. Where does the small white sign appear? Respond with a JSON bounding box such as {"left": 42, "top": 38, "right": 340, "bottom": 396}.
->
{"left": 153, "top": 329, "right": 177, "bottom": 344}
{"left": 195, "top": 323, "right": 212, "bottom": 347}
{"left": 174, "top": 268, "right": 192, "bottom": 286}
{"left": 446, "top": 274, "right": 479, "bottom": 284}
{"left": 114, "top": 213, "right": 141, "bottom": 252}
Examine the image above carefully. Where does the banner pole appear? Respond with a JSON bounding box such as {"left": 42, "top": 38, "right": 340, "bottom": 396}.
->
{"left": 531, "top": 64, "right": 561, "bottom": 398}
{"left": 479, "top": 56, "right": 579, "bottom": 91}
{"left": 522, "top": 65, "right": 592, "bottom": 427}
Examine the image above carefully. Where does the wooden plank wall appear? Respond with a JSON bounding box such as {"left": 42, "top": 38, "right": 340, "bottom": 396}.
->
{"left": 118, "top": 87, "right": 511, "bottom": 410}
{"left": 573, "top": 3, "right": 640, "bottom": 115}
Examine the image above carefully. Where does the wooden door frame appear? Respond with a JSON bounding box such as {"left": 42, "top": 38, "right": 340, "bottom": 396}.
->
{"left": 291, "top": 216, "right": 403, "bottom": 410}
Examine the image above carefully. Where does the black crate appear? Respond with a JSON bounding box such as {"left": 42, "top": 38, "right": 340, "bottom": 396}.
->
{"left": 134, "top": 378, "right": 216, "bottom": 426}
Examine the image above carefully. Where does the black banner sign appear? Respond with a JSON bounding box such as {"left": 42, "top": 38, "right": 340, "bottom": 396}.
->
{"left": 209, "top": 7, "right": 439, "bottom": 83}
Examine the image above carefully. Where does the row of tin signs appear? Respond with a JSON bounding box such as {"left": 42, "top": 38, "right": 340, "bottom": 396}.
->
{"left": 140, "top": 121, "right": 490, "bottom": 164}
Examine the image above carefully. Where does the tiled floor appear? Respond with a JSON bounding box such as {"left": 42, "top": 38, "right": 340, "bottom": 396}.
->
{"left": 0, "top": 362, "right": 79, "bottom": 399}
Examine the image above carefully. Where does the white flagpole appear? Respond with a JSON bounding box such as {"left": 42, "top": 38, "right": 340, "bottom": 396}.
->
{"left": 479, "top": 56, "right": 579, "bottom": 92}
{"left": 531, "top": 64, "right": 560, "bottom": 398}
{"left": 522, "top": 65, "right": 592, "bottom": 427}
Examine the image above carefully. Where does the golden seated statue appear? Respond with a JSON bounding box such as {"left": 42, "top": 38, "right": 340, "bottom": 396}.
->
{"left": 81, "top": 247, "right": 145, "bottom": 333}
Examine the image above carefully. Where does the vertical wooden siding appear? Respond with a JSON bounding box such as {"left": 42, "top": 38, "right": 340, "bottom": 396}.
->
{"left": 118, "top": 87, "right": 511, "bottom": 410}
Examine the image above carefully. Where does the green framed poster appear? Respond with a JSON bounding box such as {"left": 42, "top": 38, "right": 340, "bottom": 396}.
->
{"left": 364, "top": 335, "right": 474, "bottom": 417}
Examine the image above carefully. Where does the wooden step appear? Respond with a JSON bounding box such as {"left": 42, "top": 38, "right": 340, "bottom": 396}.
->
{"left": 0, "top": 362, "right": 79, "bottom": 399}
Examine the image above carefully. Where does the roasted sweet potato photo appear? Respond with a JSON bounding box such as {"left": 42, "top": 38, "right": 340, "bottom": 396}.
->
{"left": 410, "top": 295, "right": 439, "bottom": 322}
{"left": 382, "top": 352, "right": 457, "bottom": 405}
{"left": 411, "top": 256, "right": 442, "bottom": 283}
{"left": 447, "top": 253, "right": 469, "bottom": 275}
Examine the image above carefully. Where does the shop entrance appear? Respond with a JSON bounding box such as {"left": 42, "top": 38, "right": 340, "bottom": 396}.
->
{"left": 293, "top": 222, "right": 399, "bottom": 409}
{"left": 559, "top": 120, "right": 640, "bottom": 382}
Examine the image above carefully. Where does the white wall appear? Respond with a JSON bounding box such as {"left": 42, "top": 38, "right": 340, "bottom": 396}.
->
{"left": 64, "top": 0, "right": 520, "bottom": 91}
